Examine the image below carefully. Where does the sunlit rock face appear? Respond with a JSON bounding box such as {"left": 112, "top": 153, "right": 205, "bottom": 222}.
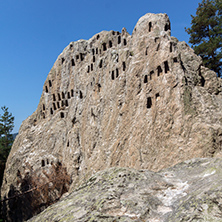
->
{"left": 28, "top": 158, "right": 222, "bottom": 222}
{"left": 1, "top": 13, "right": 222, "bottom": 221}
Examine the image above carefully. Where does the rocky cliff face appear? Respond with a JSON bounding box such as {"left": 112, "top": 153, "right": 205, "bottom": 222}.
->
{"left": 1, "top": 13, "right": 222, "bottom": 221}
{"left": 28, "top": 158, "right": 222, "bottom": 222}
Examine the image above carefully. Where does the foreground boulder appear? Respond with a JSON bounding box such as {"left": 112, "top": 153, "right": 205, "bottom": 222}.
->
{"left": 29, "top": 158, "right": 222, "bottom": 222}
{"left": 1, "top": 13, "right": 222, "bottom": 221}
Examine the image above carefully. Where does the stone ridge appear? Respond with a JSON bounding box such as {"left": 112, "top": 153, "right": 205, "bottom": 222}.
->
{"left": 39, "top": 28, "right": 130, "bottom": 121}
{"left": 2, "top": 13, "right": 222, "bottom": 221}
{"left": 28, "top": 158, "right": 222, "bottom": 222}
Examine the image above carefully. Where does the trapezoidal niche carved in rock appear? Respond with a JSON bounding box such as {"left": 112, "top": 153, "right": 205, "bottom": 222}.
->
{"left": 1, "top": 13, "right": 222, "bottom": 222}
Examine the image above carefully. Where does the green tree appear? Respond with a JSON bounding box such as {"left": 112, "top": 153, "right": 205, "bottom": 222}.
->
{"left": 0, "top": 106, "right": 14, "bottom": 161}
{"left": 0, "top": 106, "right": 14, "bottom": 187}
{"left": 185, "top": 0, "right": 222, "bottom": 77}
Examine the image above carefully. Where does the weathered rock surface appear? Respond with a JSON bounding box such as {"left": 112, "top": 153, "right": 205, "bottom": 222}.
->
{"left": 1, "top": 13, "right": 222, "bottom": 221}
{"left": 28, "top": 158, "right": 222, "bottom": 222}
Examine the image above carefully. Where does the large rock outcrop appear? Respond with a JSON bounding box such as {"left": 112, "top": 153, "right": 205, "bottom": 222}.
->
{"left": 28, "top": 158, "right": 222, "bottom": 222}
{"left": 1, "top": 13, "right": 222, "bottom": 221}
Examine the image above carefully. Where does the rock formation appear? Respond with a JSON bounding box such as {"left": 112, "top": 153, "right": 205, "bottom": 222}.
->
{"left": 1, "top": 13, "right": 222, "bottom": 221}
{"left": 28, "top": 158, "right": 222, "bottom": 222}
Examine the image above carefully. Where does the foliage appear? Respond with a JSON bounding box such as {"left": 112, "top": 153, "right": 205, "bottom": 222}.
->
{"left": 185, "top": 0, "right": 222, "bottom": 77}
{"left": 0, "top": 106, "right": 14, "bottom": 163}
{"left": 0, "top": 106, "right": 14, "bottom": 221}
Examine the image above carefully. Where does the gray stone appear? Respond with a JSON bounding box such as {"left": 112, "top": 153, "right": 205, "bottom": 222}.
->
{"left": 1, "top": 13, "right": 222, "bottom": 221}
{"left": 28, "top": 158, "right": 222, "bottom": 222}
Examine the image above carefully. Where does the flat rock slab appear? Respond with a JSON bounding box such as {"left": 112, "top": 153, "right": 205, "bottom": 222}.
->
{"left": 29, "top": 158, "right": 222, "bottom": 222}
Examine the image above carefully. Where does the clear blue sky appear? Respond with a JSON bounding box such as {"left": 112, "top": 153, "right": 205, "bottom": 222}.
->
{"left": 0, "top": 0, "right": 200, "bottom": 133}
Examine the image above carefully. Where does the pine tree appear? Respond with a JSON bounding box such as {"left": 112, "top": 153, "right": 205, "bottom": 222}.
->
{"left": 0, "top": 106, "right": 14, "bottom": 161}
{"left": 185, "top": 0, "right": 222, "bottom": 77}
{"left": 0, "top": 106, "right": 14, "bottom": 187}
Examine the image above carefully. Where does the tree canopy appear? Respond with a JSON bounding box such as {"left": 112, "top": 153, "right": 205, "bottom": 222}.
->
{"left": 185, "top": 0, "right": 222, "bottom": 77}
{"left": 0, "top": 106, "right": 14, "bottom": 221}
{"left": 0, "top": 106, "right": 14, "bottom": 191}
{"left": 0, "top": 106, "right": 14, "bottom": 162}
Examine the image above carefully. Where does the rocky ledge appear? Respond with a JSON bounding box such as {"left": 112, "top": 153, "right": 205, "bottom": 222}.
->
{"left": 2, "top": 12, "right": 222, "bottom": 221}
{"left": 29, "top": 158, "right": 222, "bottom": 222}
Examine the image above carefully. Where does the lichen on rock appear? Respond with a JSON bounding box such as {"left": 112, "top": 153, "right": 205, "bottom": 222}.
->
{"left": 28, "top": 158, "right": 222, "bottom": 222}
{"left": 1, "top": 13, "right": 222, "bottom": 221}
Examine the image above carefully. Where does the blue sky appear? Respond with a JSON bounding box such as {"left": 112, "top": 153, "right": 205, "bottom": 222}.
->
{"left": 0, "top": 0, "right": 201, "bottom": 133}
